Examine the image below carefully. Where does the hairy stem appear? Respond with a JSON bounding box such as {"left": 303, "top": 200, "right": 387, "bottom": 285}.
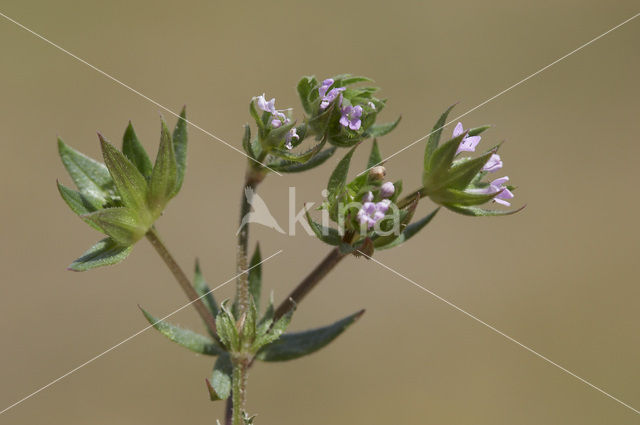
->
{"left": 145, "top": 227, "right": 217, "bottom": 336}
{"left": 274, "top": 247, "right": 347, "bottom": 320}
{"left": 229, "top": 164, "right": 266, "bottom": 425}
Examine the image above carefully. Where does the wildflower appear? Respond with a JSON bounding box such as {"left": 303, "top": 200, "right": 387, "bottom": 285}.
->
{"left": 255, "top": 94, "right": 290, "bottom": 128}
{"left": 380, "top": 182, "right": 395, "bottom": 198}
{"left": 469, "top": 176, "right": 515, "bottom": 206}
{"left": 362, "top": 191, "right": 374, "bottom": 203}
{"left": 453, "top": 122, "right": 481, "bottom": 155}
{"left": 284, "top": 128, "right": 299, "bottom": 150}
{"left": 357, "top": 199, "right": 391, "bottom": 229}
{"left": 368, "top": 101, "right": 376, "bottom": 110}
{"left": 318, "top": 79, "right": 334, "bottom": 98}
{"left": 482, "top": 153, "right": 503, "bottom": 173}
{"left": 256, "top": 94, "right": 276, "bottom": 114}
{"left": 340, "top": 105, "right": 363, "bottom": 131}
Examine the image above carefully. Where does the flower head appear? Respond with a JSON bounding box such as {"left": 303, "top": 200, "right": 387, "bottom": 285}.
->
{"left": 469, "top": 176, "right": 515, "bottom": 206}
{"left": 453, "top": 122, "right": 481, "bottom": 155}
{"left": 256, "top": 94, "right": 276, "bottom": 114}
{"left": 357, "top": 199, "right": 391, "bottom": 229}
{"left": 320, "top": 88, "right": 346, "bottom": 110}
{"left": 482, "top": 153, "right": 503, "bottom": 173}
{"left": 339, "top": 105, "right": 363, "bottom": 131}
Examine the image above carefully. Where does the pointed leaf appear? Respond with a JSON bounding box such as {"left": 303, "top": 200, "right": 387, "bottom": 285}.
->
{"left": 297, "top": 76, "right": 316, "bottom": 114}
{"left": 445, "top": 204, "right": 526, "bottom": 216}
{"left": 68, "top": 237, "right": 133, "bottom": 271}
{"left": 242, "top": 124, "right": 254, "bottom": 158}
{"left": 269, "top": 147, "right": 336, "bottom": 173}
{"left": 257, "top": 310, "right": 365, "bottom": 361}
{"left": 365, "top": 116, "right": 401, "bottom": 138}
{"left": 377, "top": 208, "right": 440, "bottom": 250}
{"left": 122, "top": 122, "right": 153, "bottom": 179}
{"left": 58, "top": 138, "right": 114, "bottom": 205}
{"left": 306, "top": 210, "right": 342, "bottom": 246}
{"left": 57, "top": 181, "right": 103, "bottom": 231}
{"left": 82, "top": 207, "right": 144, "bottom": 245}
{"left": 425, "top": 104, "right": 456, "bottom": 164}
{"left": 140, "top": 307, "right": 223, "bottom": 355}
{"left": 194, "top": 259, "right": 219, "bottom": 318}
{"left": 248, "top": 244, "right": 262, "bottom": 313}
{"left": 208, "top": 353, "right": 232, "bottom": 400}
{"left": 99, "top": 135, "right": 149, "bottom": 215}
{"left": 367, "top": 139, "right": 382, "bottom": 168}
{"left": 148, "top": 121, "right": 178, "bottom": 212}
{"left": 442, "top": 147, "right": 498, "bottom": 191}
{"left": 327, "top": 147, "right": 356, "bottom": 195}
{"left": 216, "top": 302, "right": 240, "bottom": 351}
{"left": 424, "top": 132, "right": 467, "bottom": 180}
{"left": 172, "top": 107, "right": 188, "bottom": 194}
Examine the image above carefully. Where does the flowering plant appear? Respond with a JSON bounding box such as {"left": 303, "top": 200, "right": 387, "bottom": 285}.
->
{"left": 56, "top": 74, "right": 521, "bottom": 424}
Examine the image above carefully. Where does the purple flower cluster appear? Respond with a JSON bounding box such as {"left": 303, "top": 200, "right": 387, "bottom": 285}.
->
{"left": 356, "top": 182, "right": 396, "bottom": 229}
{"left": 318, "top": 78, "right": 364, "bottom": 131}
{"left": 453, "top": 122, "right": 514, "bottom": 206}
{"left": 256, "top": 94, "right": 291, "bottom": 128}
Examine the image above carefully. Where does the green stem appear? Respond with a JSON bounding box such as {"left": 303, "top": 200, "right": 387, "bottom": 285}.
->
{"left": 145, "top": 227, "right": 218, "bottom": 337}
{"left": 230, "top": 162, "right": 267, "bottom": 425}
{"left": 231, "top": 357, "right": 248, "bottom": 425}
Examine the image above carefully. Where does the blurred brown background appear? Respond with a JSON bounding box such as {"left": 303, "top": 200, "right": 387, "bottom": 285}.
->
{"left": 1, "top": 1, "right": 639, "bottom": 424}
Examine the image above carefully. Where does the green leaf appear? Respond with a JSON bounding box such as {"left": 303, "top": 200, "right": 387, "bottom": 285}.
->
{"left": 365, "top": 116, "right": 401, "bottom": 138}
{"left": 424, "top": 132, "right": 467, "bottom": 180}
{"left": 338, "top": 75, "right": 373, "bottom": 86}
{"left": 252, "top": 305, "right": 294, "bottom": 352}
{"left": 297, "top": 76, "right": 316, "bottom": 114}
{"left": 216, "top": 302, "right": 240, "bottom": 351}
{"left": 148, "top": 120, "right": 178, "bottom": 213}
{"left": 445, "top": 204, "right": 525, "bottom": 216}
{"left": 194, "top": 259, "right": 219, "bottom": 319}
{"left": 248, "top": 244, "right": 262, "bottom": 313}
{"left": 249, "top": 98, "right": 265, "bottom": 138}
{"left": 439, "top": 188, "right": 503, "bottom": 206}
{"left": 306, "top": 210, "right": 342, "bottom": 246}
{"left": 256, "top": 310, "right": 365, "bottom": 362}
{"left": 68, "top": 237, "right": 133, "bottom": 271}
{"left": 99, "top": 134, "right": 149, "bottom": 215}
{"left": 367, "top": 139, "right": 382, "bottom": 168}
{"left": 122, "top": 122, "right": 153, "bottom": 179}
{"left": 242, "top": 124, "right": 254, "bottom": 158}
{"left": 469, "top": 125, "right": 491, "bottom": 136}
{"left": 327, "top": 147, "right": 356, "bottom": 195}
{"left": 377, "top": 208, "right": 440, "bottom": 250}
{"left": 172, "top": 107, "right": 188, "bottom": 194}
{"left": 57, "top": 181, "right": 103, "bottom": 231}
{"left": 441, "top": 147, "right": 498, "bottom": 191}
{"left": 57, "top": 138, "right": 114, "bottom": 205}
{"left": 269, "top": 147, "right": 336, "bottom": 173}
{"left": 82, "top": 207, "right": 144, "bottom": 245}
{"left": 425, "top": 104, "right": 456, "bottom": 165}
{"left": 139, "top": 306, "right": 223, "bottom": 355}
{"left": 207, "top": 353, "right": 232, "bottom": 400}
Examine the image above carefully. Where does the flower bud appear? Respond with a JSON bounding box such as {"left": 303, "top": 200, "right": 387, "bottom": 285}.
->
{"left": 380, "top": 181, "right": 395, "bottom": 198}
{"left": 368, "top": 166, "right": 386, "bottom": 181}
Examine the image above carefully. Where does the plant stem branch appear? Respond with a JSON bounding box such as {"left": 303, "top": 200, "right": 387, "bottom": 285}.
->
{"left": 274, "top": 247, "right": 347, "bottom": 320}
{"left": 145, "top": 227, "right": 218, "bottom": 337}
{"left": 229, "top": 163, "right": 266, "bottom": 425}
